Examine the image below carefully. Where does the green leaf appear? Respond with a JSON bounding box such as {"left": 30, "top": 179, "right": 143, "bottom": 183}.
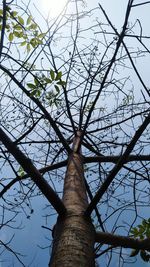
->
{"left": 14, "top": 24, "right": 22, "bottom": 30}
{"left": 142, "top": 220, "right": 147, "bottom": 227}
{"left": 27, "top": 43, "right": 31, "bottom": 53}
{"left": 45, "top": 78, "right": 52, "bottom": 84}
{"left": 146, "top": 229, "right": 150, "bottom": 238}
{"left": 55, "top": 85, "right": 60, "bottom": 93}
{"left": 55, "top": 71, "right": 62, "bottom": 80}
{"left": 11, "top": 11, "right": 18, "bottom": 17}
{"left": 29, "top": 23, "right": 37, "bottom": 30}
{"left": 8, "top": 32, "right": 14, "bottom": 42}
{"left": 18, "top": 16, "right": 24, "bottom": 25}
{"left": 38, "top": 33, "right": 45, "bottom": 39}
{"left": 130, "top": 227, "right": 139, "bottom": 236}
{"left": 36, "top": 90, "right": 41, "bottom": 97}
{"left": 13, "top": 31, "right": 23, "bottom": 38}
{"left": 30, "top": 89, "right": 37, "bottom": 96}
{"left": 34, "top": 77, "right": 39, "bottom": 86}
{"left": 139, "top": 225, "right": 145, "bottom": 234}
{"left": 18, "top": 166, "right": 25, "bottom": 177}
{"left": 130, "top": 249, "right": 139, "bottom": 257}
{"left": 50, "top": 69, "right": 55, "bottom": 80}
{"left": 6, "top": 6, "right": 11, "bottom": 12}
{"left": 27, "top": 15, "right": 32, "bottom": 25}
{"left": 140, "top": 250, "right": 150, "bottom": 262}
{"left": 20, "top": 41, "right": 27, "bottom": 46}
{"left": 56, "top": 80, "right": 66, "bottom": 86}
{"left": 27, "top": 83, "right": 36, "bottom": 89}
{"left": 30, "top": 38, "right": 37, "bottom": 47}
{"left": 5, "top": 24, "right": 10, "bottom": 30}
{"left": 0, "top": 9, "right": 3, "bottom": 16}
{"left": 22, "top": 34, "right": 27, "bottom": 39}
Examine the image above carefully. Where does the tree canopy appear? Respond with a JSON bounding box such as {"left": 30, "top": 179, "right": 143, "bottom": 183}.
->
{"left": 0, "top": 0, "right": 150, "bottom": 266}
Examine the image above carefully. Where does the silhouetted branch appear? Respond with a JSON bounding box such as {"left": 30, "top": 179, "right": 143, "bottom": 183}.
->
{"left": 95, "top": 231, "right": 150, "bottom": 250}
{"left": 0, "top": 127, "right": 66, "bottom": 216}
{"left": 85, "top": 113, "right": 150, "bottom": 215}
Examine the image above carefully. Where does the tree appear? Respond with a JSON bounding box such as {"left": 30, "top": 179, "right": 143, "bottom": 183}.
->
{"left": 0, "top": 0, "right": 150, "bottom": 266}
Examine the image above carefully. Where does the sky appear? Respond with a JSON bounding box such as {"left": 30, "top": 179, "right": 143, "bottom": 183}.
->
{"left": 0, "top": 0, "right": 150, "bottom": 266}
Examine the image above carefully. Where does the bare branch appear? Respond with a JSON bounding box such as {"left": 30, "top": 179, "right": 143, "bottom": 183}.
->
{"left": 85, "top": 113, "right": 150, "bottom": 215}
{"left": 0, "top": 127, "right": 66, "bottom": 216}
{"left": 95, "top": 231, "right": 150, "bottom": 251}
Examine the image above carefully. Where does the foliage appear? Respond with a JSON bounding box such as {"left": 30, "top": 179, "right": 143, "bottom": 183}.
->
{"left": 130, "top": 219, "right": 150, "bottom": 262}
{"left": 0, "top": 5, "right": 45, "bottom": 52}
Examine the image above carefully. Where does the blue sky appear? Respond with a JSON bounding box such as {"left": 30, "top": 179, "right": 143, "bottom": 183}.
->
{"left": 0, "top": 0, "right": 150, "bottom": 266}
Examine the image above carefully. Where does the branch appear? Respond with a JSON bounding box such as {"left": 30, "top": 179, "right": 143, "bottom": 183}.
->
{"left": 0, "top": 159, "right": 67, "bottom": 197}
{"left": 95, "top": 231, "right": 150, "bottom": 250}
{"left": 0, "top": 0, "right": 6, "bottom": 59}
{"left": 84, "top": 154, "right": 150, "bottom": 164}
{"left": 85, "top": 113, "right": 150, "bottom": 215}
{"left": 0, "top": 64, "right": 71, "bottom": 154}
{"left": 84, "top": 178, "right": 105, "bottom": 232}
{"left": 0, "top": 127, "right": 66, "bottom": 216}
{"left": 132, "top": 1, "right": 150, "bottom": 7}
{"left": 98, "top": 3, "right": 150, "bottom": 97}
{"left": 79, "top": 1, "right": 133, "bottom": 148}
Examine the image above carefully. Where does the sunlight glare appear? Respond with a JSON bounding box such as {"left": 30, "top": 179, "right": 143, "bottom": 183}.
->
{"left": 41, "top": 0, "right": 67, "bottom": 18}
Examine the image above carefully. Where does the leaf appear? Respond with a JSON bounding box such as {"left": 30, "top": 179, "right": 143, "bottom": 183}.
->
{"left": 56, "top": 80, "right": 66, "bottom": 86}
{"left": 30, "top": 38, "right": 37, "bottom": 48}
{"left": 50, "top": 69, "right": 55, "bottom": 80}
{"left": 18, "top": 16, "right": 24, "bottom": 25}
{"left": 20, "top": 41, "right": 27, "bottom": 46}
{"left": 38, "top": 33, "right": 45, "bottom": 39}
{"left": 34, "top": 78, "right": 39, "bottom": 86}
{"left": 29, "top": 23, "right": 37, "bottom": 30}
{"left": 27, "top": 43, "right": 31, "bottom": 53}
{"left": 11, "top": 11, "right": 18, "bottom": 17}
{"left": 45, "top": 78, "right": 52, "bottom": 84}
{"left": 30, "top": 89, "right": 37, "bottom": 97}
{"left": 130, "top": 227, "right": 139, "bottom": 236}
{"left": 6, "top": 6, "right": 11, "bottom": 12}
{"left": 18, "top": 166, "right": 25, "bottom": 177}
{"left": 8, "top": 32, "right": 14, "bottom": 42}
{"left": 140, "top": 250, "right": 150, "bottom": 262}
{"left": 55, "top": 85, "right": 60, "bottom": 94}
{"left": 36, "top": 90, "right": 41, "bottom": 97}
{"left": 5, "top": 24, "right": 10, "bottom": 30}
{"left": 130, "top": 249, "right": 139, "bottom": 257}
{"left": 14, "top": 24, "right": 22, "bottom": 30}
{"left": 27, "top": 15, "right": 32, "bottom": 25}
{"left": 13, "top": 31, "right": 23, "bottom": 38}
{"left": 27, "top": 83, "right": 36, "bottom": 89}
{"left": 146, "top": 229, "right": 150, "bottom": 238}
{"left": 55, "top": 71, "right": 62, "bottom": 80}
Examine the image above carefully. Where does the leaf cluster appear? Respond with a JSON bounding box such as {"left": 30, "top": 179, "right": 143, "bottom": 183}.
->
{"left": 130, "top": 219, "right": 150, "bottom": 262}
{"left": 27, "top": 69, "right": 65, "bottom": 107}
{"left": 0, "top": 5, "right": 45, "bottom": 52}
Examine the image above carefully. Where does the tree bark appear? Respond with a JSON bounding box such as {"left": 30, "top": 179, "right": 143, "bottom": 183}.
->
{"left": 49, "top": 133, "right": 95, "bottom": 267}
{"left": 95, "top": 231, "right": 150, "bottom": 250}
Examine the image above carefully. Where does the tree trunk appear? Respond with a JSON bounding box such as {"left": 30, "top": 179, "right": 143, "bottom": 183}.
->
{"left": 49, "top": 133, "right": 95, "bottom": 267}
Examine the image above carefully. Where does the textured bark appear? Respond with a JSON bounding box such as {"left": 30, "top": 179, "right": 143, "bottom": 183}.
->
{"left": 95, "top": 231, "right": 150, "bottom": 250}
{"left": 49, "top": 215, "right": 95, "bottom": 267}
{"left": 49, "top": 133, "right": 95, "bottom": 267}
